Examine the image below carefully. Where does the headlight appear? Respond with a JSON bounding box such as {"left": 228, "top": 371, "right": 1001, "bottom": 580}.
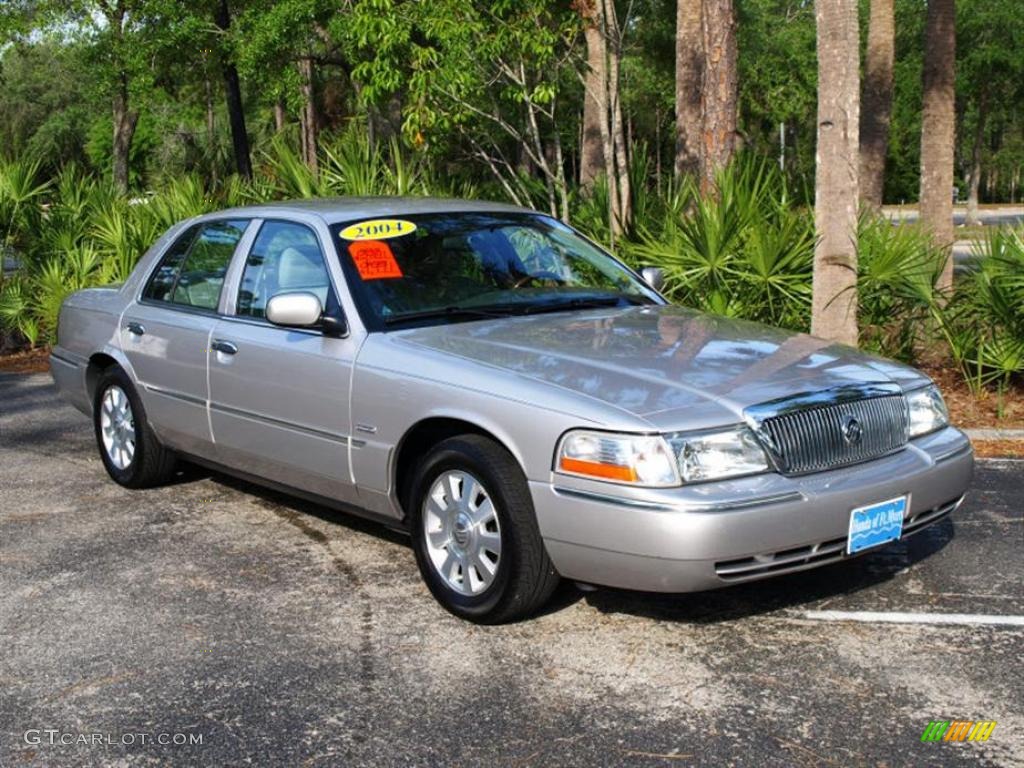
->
{"left": 556, "top": 430, "right": 679, "bottom": 486}
{"left": 905, "top": 384, "right": 949, "bottom": 438}
{"left": 666, "top": 426, "right": 770, "bottom": 483}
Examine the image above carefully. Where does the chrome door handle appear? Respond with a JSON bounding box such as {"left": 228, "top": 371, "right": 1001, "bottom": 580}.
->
{"left": 210, "top": 339, "right": 238, "bottom": 355}
{"left": 125, "top": 321, "right": 145, "bottom": 336}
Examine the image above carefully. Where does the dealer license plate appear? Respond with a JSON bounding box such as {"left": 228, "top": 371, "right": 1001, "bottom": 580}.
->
{"left": 847, "top": 495, "right": 907, "bottom": 554}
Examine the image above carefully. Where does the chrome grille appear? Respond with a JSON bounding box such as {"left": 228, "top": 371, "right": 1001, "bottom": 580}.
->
{"left": 745, "top": 384, "right": 909, "bottom": 475}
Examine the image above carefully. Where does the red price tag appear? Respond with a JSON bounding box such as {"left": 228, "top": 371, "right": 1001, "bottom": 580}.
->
{"left": 349, "top": 240, "right": 403, "bottom": 280}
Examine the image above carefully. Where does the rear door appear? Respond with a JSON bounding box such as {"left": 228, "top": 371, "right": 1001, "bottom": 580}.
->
{"left": 120, "top": 219, "right": 250, "bottom": 455}
{"left": 207, "top": 218, "right": 362, "bottom": 504}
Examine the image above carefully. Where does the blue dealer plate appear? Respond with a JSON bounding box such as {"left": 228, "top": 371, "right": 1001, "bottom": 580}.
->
{"left": 847, "top": 495, "right": 907, "bottom": 554}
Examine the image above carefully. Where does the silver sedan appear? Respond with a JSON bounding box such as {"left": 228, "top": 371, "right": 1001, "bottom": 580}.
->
{"left": 51, "top": 198, "right": 973, "bottom": 622}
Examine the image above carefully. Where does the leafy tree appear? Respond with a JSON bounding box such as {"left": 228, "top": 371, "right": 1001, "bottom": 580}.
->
{"left": 957, "top": 0, "right": 1024, "bottom": 223}
{"left": 1, "top": 0, "right": 181, "bottom": 191}
{"left": 347, "top": 0, "right": 581, "bottom": 221}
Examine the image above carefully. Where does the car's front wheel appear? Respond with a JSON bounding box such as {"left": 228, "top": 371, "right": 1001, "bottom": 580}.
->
{"left": 408, "top": 435, "right": 560, "bottom": 623}
{"left": 93, "top": 366, "right": 176, "bottom": 488}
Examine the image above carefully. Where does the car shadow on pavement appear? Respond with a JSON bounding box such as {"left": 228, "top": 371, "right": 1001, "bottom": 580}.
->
{"left": 175, "top": 460, "right": 956, "bottom": 625}
{"left": 195, "top": 464, "right": 411, "bottom": 548}
{"left": 579, "top": 519, "right": 955, "bottom": 623}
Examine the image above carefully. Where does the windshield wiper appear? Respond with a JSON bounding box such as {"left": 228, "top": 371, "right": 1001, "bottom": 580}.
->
{"left": 517, "top": 295, "right": 644, "bottom": 315}
{"left": 384, "top": 295, "right": 652, "bottom": 326}
{"left": 383, "top": 305, "right": 517, "bottom": 325}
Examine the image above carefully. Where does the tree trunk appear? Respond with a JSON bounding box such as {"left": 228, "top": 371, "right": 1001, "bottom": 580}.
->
{"left": 586, "top": 0, "right": 620, "bottom": 239}
{"left": 675, "top": 0, "right": 703, "bottom": 179}
{"left": 273, "top": 100, "right": 286, "bottom": 132}
{"left": 204, "top": 76, "right": 218, "bottom": 184}
{"left": 859, "top": 0, "right": 894, "bottom": 211}
{"left": 603, "top": 0, "right": 631, "bottom": 231}
{"left": 812, "top": 0, "right": 860, "bottom": 346}
{"left": 965, "top": 91, "right": 988, "bottom": 227}
{"left": 298, "top": 56, "right": 319, "bottom": 173}
{"left": 111, "top": 73, "right": 138, "bottom": 195}
{"left": 580, "top": 3, "right": 606, "bottom": 189}
{"left": 919, "top": 0, "right": 956, "bottom": 292}
{"left": 552, "top": 120, "right": 571, "bottom": 223}
{"left": 699, "top": 0, "right": 738, "bottom": 194}
{"left": 204, "top": 76, "right": 216, "bottom": 150}
{"left": 214, "top": 0, "right": 252, "bottom": 180}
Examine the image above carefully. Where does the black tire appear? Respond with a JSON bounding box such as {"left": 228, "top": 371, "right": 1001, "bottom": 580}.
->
{"left": 407, "top": 434, "right": 560, "bottom": 623}
{"left": 93, "top": 365, "right": 177, "bottom": 488}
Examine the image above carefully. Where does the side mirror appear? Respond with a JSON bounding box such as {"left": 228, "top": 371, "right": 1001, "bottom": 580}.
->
{"left": 641, "top": 266, "right": 665, "bottom": 293}
{"left": 266, "top": 292, "right": 324, "bottom": 329}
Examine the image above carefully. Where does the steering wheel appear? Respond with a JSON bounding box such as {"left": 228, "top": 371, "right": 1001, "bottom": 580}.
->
{"left": 512, "top": 271, "right": 567, "bottom": 289}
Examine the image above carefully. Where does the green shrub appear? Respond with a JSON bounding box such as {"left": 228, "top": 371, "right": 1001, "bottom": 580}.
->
{"left": 627, "top": 157, "right": 813, "bottom": 329}
{"left": 856, "top": 216, "right": 946, "bottom": 361}
{"left": 938, "top": 227, "right": 1024, "bottom": 399}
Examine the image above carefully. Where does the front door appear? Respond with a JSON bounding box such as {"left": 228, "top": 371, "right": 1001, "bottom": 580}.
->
{"left": 121, "top": 219, "right": 250, "bottom": 455}
{"left": 207, "top": 219, "right": 360, "bottom": 504}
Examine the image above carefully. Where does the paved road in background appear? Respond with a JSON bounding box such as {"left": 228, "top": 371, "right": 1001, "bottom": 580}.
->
{"left": 883, "top": 206, "right": 1024, "bottom": 272}
{"left": 2, "top": 373, "right": 1022, "bottom": 766}
{"left": 884, "top": 205, "right": 1024, "bottom": 227}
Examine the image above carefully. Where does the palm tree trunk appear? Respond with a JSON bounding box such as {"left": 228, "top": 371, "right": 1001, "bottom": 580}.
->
{"left": 859, "top": 0, "right": 894, "bottom": 211}
{"left": 674, "top": 0, "right": 703, "bottom": 180}
{"left": 920, "top": 0, "right": 956, "bottom": 292}
{"left": 811, "top": 0, "right": 860, "bottom": 345}
{"left": 699, "top": 0, "right": 738, "bottom": 194}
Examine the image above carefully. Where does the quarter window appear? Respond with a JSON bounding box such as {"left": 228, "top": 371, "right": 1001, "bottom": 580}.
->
{"left": 237, "top": 221, "right": 335, "bottom": 319}
{"left": 143, "top": 219, "right": 248, "bottom": 311}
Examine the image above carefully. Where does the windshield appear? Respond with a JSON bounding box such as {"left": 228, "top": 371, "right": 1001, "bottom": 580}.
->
{"left": 329, "top": 212, "right": 660, "bottom": 329}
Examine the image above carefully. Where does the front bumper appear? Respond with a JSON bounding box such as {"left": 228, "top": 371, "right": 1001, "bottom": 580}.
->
{"left": 531, "top": 426, "right": 973, "bottom": 592}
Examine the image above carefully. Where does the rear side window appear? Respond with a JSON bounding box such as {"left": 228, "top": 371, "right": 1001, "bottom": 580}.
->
{"left": 237, "top": 221, "right": 335, "bottom": 319}
{"left": 143, "top": 225, "right": 198, "bottom": 302}
{"left": 143, "top": 219, "right": 248, "bottom": 311}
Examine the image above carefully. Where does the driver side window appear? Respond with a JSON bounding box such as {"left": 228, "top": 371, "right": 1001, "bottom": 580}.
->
{"left": 237, "top": 221, "right": 336, "bottom": 319}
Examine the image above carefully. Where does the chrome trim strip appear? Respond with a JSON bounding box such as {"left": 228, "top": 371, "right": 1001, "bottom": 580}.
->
{"left": 745, "top": 382, "right": 904, "bottom": 416}
{"left": 49, "top": 351, "right": 81, "bottom": 368}
{"left": 143, "top": 383, "right": 207, "bottom": 407}
{"left": 208, "top": 400, "right": 351, "bottom": 445}
{"left": 551, "top": 486, "right": 804, "bottom": 513}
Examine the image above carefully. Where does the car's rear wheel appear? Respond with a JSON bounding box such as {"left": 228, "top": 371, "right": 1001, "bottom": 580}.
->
{"left": 408, "top": 434, "right": 560, "bottom": 623}
{"left": 93, "top": 366, "right": 176, "bottom": 488}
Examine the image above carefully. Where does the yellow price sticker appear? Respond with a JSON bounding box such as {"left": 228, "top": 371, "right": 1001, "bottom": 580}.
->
{"left": 338, "top": 218, "right": 417, "bottom": 241}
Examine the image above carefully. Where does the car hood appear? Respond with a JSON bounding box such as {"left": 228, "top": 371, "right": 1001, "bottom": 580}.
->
{"left": 392, "top": 305, "right": 929, "bottom": 429}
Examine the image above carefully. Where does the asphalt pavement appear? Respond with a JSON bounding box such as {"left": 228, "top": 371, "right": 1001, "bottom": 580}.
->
{"left": 2, "top": 372, "right": 1022, "bottom": 767}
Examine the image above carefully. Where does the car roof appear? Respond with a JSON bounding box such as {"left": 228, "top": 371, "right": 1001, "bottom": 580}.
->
{"left": 206, "top": 196, "right": 535, "bottom": 225}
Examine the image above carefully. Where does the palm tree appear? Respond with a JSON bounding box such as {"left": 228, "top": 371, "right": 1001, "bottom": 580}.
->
{"left": 919, "top": 0, "right": 956, "bottom": 292}
{"left": 811, "top": 0, "right": 860, "bottom": 345}
{"left": 859, "top": 0, "right": 894, "bottom": 210}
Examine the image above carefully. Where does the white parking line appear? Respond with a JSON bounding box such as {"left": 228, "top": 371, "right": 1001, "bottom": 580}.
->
{"left": 798, "top": 610, "right": 1024, "bottom": 627}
